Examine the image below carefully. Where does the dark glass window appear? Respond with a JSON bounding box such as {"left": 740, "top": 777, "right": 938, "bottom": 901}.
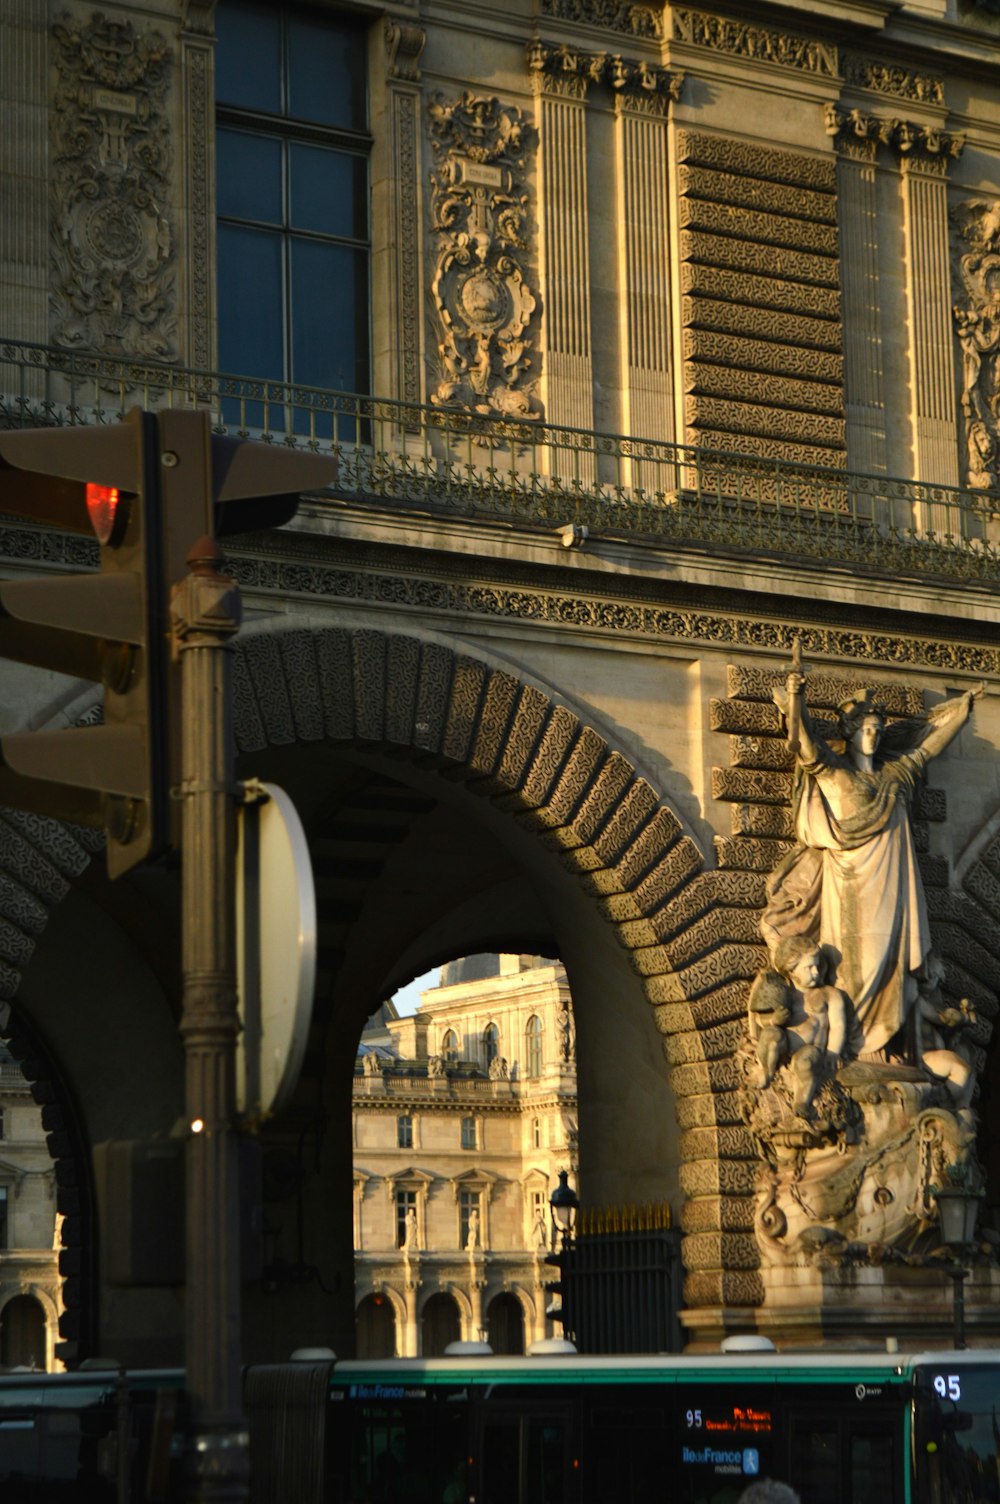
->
{"left": 461, "top": 1117, "right": 477, "bottom": 1151}
{"left": 482, "top": 1024, "right": 499, "bottom": 1069}
{"left": 215, "top": 1, "right": 370, "bottom": 428}
{"left": 397, "top": 1114, "right": 413, "bottom": 1150}
{"left": 525, "top": 1015, "right": 543, "bottom": 1077}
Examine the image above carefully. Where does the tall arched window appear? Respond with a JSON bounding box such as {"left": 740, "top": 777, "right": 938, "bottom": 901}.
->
{"left": 482, "top": 1023, "right": 499, "bottom": 1068}
{"left": 525, "top": 1015, "right": 543, "bottom": 1077}
{"left": 441, "top": 1029, "right": 458, "bottom": 1062}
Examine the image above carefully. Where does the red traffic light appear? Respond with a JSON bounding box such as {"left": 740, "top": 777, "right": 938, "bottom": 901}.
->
{"left": 86, "top": 483, "right": 125, "bottom": 546}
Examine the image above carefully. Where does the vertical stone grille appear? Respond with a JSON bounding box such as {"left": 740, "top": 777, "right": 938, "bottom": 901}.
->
{"left": 677, "top": 131, "right": 846, "bottom": 469}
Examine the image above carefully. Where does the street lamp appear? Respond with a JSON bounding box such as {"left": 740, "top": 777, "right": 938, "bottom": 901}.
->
{"left": 933, "top": 1168, "right": 984, "bottom": 1350}
{"left": 549, "top": 1169, "right": 579, "bottom": 1246}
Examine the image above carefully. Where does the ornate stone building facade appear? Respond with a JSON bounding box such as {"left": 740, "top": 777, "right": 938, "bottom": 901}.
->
{"left": 0, "top": 1038, "right": 60, "bottom": 1370}
{"left": 2, "top": 0, "right": 1000, "bottom": 1361}
{"left": 352, "top": 955, "right": 576, "bottom": 1356}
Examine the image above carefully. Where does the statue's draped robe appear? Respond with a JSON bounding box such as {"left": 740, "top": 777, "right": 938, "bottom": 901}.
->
{"left": 762, "top": 742, "right": 931, "bottom": 1056}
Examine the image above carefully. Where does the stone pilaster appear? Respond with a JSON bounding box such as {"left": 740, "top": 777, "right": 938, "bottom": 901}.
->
{"left": 383, "top": 22, "right": 426, "bottom": 407}
{"left": 532, "top": 69, "right": 597, "bottom": 444}
{"left": 0, "top": 0, "right": 48, "bottom": 348}
{"left": 181, "top": 0, "right": 215, "bottom": 372}
{"left": 830, "top": 131, "right": 886, "bottom": 476}
{"left": 899, "top": 140, "right": 962, "bottom": 489}
{"left": 614, "top": 90, "right": 674, "bottom": 467}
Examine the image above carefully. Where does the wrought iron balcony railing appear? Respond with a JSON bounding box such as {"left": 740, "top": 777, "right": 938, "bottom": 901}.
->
{"left": 3, "top": 337, "right": 999, "bottom": 585}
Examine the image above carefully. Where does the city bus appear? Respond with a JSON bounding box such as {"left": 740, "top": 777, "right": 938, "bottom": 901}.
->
{"left": 0, "top": 1347, "right": 997, "bottom": 1502}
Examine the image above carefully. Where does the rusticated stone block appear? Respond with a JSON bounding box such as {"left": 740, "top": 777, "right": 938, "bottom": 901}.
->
{"left": 686, "top": 393, "right": 845, "bottom": 447}
{"left": 683, "top": 1270, "right": 764, "bottom": 1307}
{"left": 692, "top": 428, "right": 847, "bottom": 471}
{"left": 684, "top": 327, "right": 844, "bottom": 384}
{"left": 494, "top": 684, "right": 550, "bottom": 791}
{"left": 675, "top": 1091, "right": 744, "bottom": 1130}
{"left": 0, "top": 827, "right": 68, "bottom": 906}
{"left": 528, "top": 726, "right": 608, "bottom": 830}
{"left": 676, "top": 130, "right": 837, "bottom": 194}
{"left": 385, "top": 634, "right": 421, "bottom": 746}
{"left": 649, "top": 947, "right": 763, "bottom": 1006}
{"left": 679, "top": 1157, "right": 758, "bottom": 1197}
{"left": 710, "top": 698, "right": 783, "bottom": 736}
{"left": 681, "top": 1126, "right": 756, "bottom": 1162}
{"left": 682, "top": 1231, "right": 760, "bottom": 1271}
{"left": 233, "top": 647, "right": 268, "bottom": 752}
{"left": 936, "top": 956, "right": 996, "bottom": 1016}
{"left": 680, "top": 1194, "right": 756, "bottom": 1233}
{"left": 654, "top": 984, "right": 749, "bottom": 1037}
{"left": 467, "top": 670, "right": 520, "bottom": 778}
{"left": 633, "top": 838, "right": 703, "bottom": 912}
{"left": 569, "top": 752, "right": 635, "bottom": 847}
{"left": 501, "top": 704, "right": 578, "bottom": 811}
{"left": 731, "top": 804, "right": 794, "bottom": 839}
{"left": 670, "top": 1058, "right": 741, "bottom": 1096}
{"left": 715, "top": 835, "right": 793, "bottom": 871}
{"left": 915, "top": 787, "right": 947, "bottom": 822}
{"left": 918, "top": 853, "right": 949, "bottom": 889}
{"left": 713, "top": 767, "right": 791, "bottom": 805}
{"left": 681, "top": 230, "right": 840, "bottom": 290}
{"left": 663, "top": 1019, "right": 746, "bottom": 1065}
{"left": 352, "top": 630, "right": 388, "bottom": 742}
{"left": 661, "top": 905, "right": 763, "bottom": 971}
{"left": 683, "top": 294, "right": 841, "bottom": 352}
{"left": 275, "top": 629, "right": 325, "bottom": 742}
{"left": 441, "top": 656, "right": 487, "bottom": 765}
{"left": 591, "top": 780, "right": 662, "bottom": 866}
{"left": 731, "top": 735, "right": 796, "bottom": 771}
{"left": 0, "top": 874, "right": 48, "bottom": 937}
{"left": 963, "top": 861, "right": 1000, "bottom": 919}
{"left": 726, "top": 664, "right": 923, "bottom": 715}
{"left": 678, "top": 197, "right": 839, "bottom": 255}
{"left": 412, "top": 642, "right": 454, "bottom": 754}
{"left": 677, "top": 164, "right": 837, "bottom": 226}
{"left": 687, "top": 362, "right": 844, "bottom": 419}
{"left": 242, "top": 632, "right": 296, "bottom": 747}
{"left": 680, "top": 260, "right": 841, "bottom": 319}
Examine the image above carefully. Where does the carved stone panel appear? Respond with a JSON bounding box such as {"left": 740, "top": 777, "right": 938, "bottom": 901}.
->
{"left": 50, "top": 12, "right": 176, "bottom": 360}
{"left": 676, "top": 132, "right": 846, "bottom": 469}
{"left": 427, "top": 93, "right": 541, "bottom": 423}
{"left": 952, "top": 200, "right": 1000, "bottom": 492}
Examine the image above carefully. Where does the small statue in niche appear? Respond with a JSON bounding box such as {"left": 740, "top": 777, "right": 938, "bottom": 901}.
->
{"left": 763, "top": 652, "right": 980, "bottom": 1064}
{"left": 749, "top": 938, "right": 851, "bottom": 1120}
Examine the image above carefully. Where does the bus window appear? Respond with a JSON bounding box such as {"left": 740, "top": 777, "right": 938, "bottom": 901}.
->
{"left": 482, "top": 1418, "right": 519, "bottom": 1502}
{"left": 914, "top": 1364, "right": 1000, "bottom": 1504}
{"left": 481, "top": 1412, "right": 570, "bottom": 1504}
{"left": 344, "top": 1402, "right": 467, "bottom": 1504}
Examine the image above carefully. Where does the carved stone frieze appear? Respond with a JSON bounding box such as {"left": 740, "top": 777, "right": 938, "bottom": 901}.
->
{"left": 526, "top": 39, "right": 681, "bottom": 107}
{"left": 50, "top": 12, "right": 176, "bottom": 359}
{"left": 671, "top": 9, "right": 838, "bottom": 78}
{"left": 951, "top": 200, "right": 1000, "bottom": 491}
{"left": 539, "top": 0, "right": 664, "bottom": 37}
{"left": 841, "top": 54, "right": 945, "bottom": 107}
{"left": 427, "top": 93, "right": 541, "bottom": 424}
{"left": 385, "top": 20, "right": 426, "bottom": 81}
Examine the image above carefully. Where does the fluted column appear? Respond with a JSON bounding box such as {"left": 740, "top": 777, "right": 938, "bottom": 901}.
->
{"left": 615, "top": 89, "right": 674, "bottom": 485}
{"left": 381, "top": 22, "right": 426, "bottom": 406}
{"left": 900, "top": 142, "right": 962, "bottom": 489}
{"left": 181, "top": 0, "right": 215, "bottom": 371}
{"left": 532, "top": 68, "right": 596, "bottom": 461}
{"left": 828, "top": 123, "right": 885, "bottom": 476}
{"left": 1, "top": 0, "right": 47, "bottom": 353}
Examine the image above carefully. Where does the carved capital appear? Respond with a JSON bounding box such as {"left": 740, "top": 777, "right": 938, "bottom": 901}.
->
{"left": 527, "top": 38, "right": 681, "bottom": 105}
{"left": 385, "top": 20, "right": 426, "bottom": 83}
{"left": 825, "top": 106, "right": 964, "bottom": 170}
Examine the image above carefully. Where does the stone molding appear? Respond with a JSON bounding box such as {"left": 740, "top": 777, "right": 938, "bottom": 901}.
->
{"left": 539, "top": 0, "right": 664, "bottom": 38}
{"left": 50, "top": 11, "right": 176, "bottom": 360}
{"left": 385, "top": 19, "right": 426, "bottom": 82}
{"left": 526, "top": 39, "right": 682, "bottom": 106}
{"left": 427, "top": 92, "right": 540, "bottom": 423}
{"left": 670, "top": 8, "right": 838, "bottom": 79}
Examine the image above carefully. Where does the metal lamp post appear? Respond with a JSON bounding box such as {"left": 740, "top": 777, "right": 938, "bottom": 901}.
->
{"left": 548, "top": 1170, "right": 579, "bottom": 1341}
{"left": 934, "top": 1175, "right": 984, "bottom": 1350}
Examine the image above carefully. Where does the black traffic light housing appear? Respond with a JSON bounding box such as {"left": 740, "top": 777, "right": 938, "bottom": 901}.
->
{"left": 0, "top": 408, "right": 338, "bottom": 877}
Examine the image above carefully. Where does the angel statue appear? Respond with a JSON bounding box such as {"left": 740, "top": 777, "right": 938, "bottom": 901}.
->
{"left": 762, "top": 648, "right": 982, "bottom": 1064}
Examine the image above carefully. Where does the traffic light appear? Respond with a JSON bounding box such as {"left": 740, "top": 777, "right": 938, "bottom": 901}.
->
{"left": 0, "top": 408, "right": 338, "bottom": 878}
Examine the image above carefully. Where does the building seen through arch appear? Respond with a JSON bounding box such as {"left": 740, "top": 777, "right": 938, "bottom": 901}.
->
{"left": 0, "top": 1041, "right": 61, "bottom": 1371}
{"left": 353, "top": 955, "right": 577, "bottom": 1355}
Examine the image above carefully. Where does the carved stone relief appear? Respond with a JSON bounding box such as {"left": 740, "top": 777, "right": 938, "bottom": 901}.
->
{"left": 540, "top": 0, "right": 664, "bottom": 37}
{"left": 670, "top": 9, "right": 838, "bottom": 77}
{"left": 952, "top": 201, "right": 1000, "bottom": 491}
{"left": 427, "top": 94, "right": 541, "bottom": 423}
{"left": 50, "top": 12, "right": 176, "bottom": 360}
{"left": 840, "top": 54, "right": 945, "bottom": 107}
